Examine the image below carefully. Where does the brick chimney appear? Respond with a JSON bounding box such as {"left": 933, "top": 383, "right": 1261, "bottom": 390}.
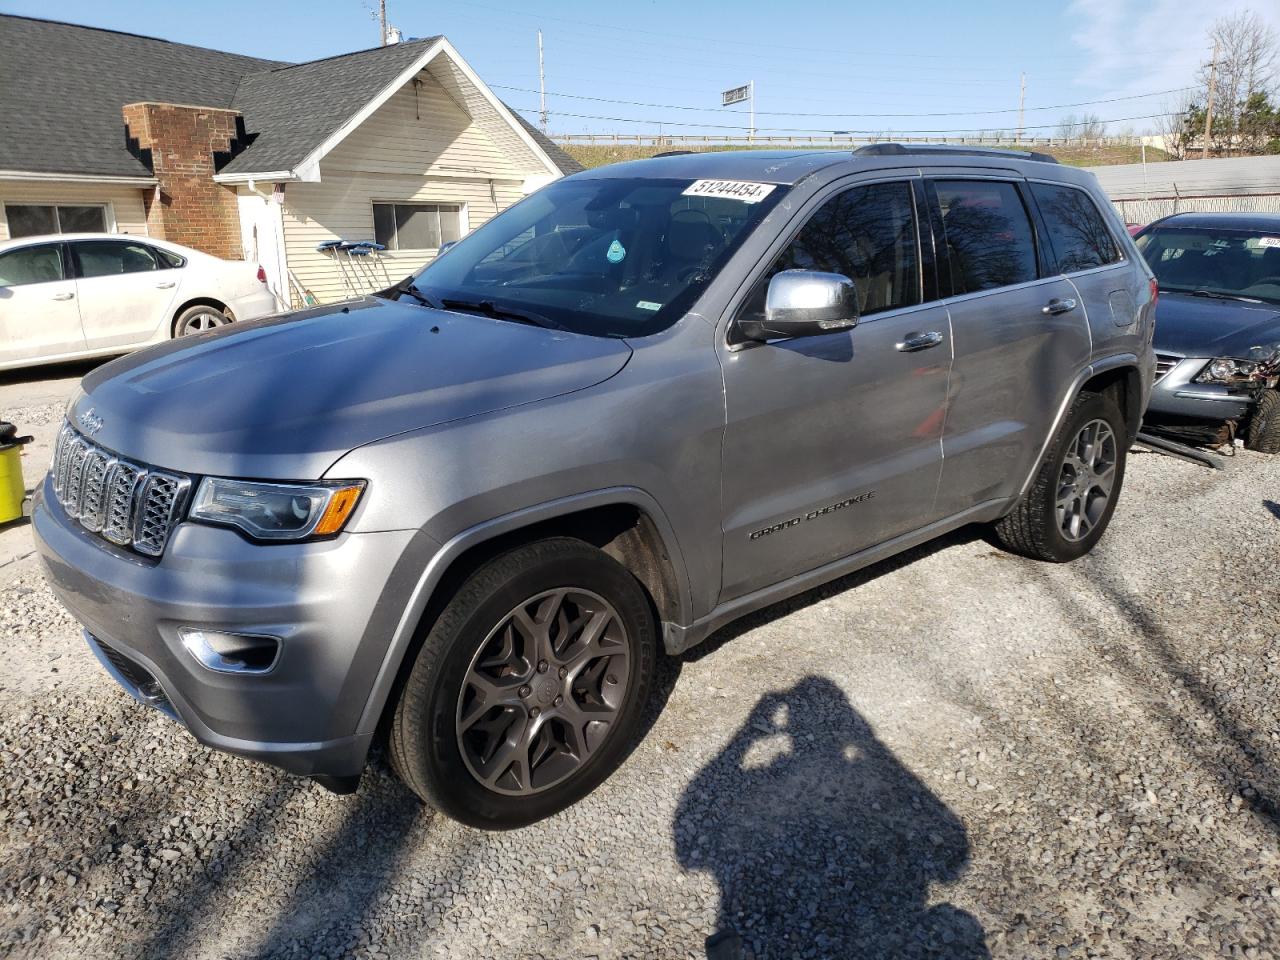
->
{"left": 122, "top": 102, "right": 244, "bottom": 259}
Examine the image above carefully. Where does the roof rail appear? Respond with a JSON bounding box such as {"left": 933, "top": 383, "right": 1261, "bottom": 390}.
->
{"left": 853, "top": 142, "right": 1059, "bottom": 164}
{"left": 652, "top": 150, "right": 697, "bottom": 158}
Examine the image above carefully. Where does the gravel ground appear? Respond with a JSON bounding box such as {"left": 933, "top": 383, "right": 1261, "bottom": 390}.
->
{"left": 2, "top": 365, "right": 1279, "bottom": 959}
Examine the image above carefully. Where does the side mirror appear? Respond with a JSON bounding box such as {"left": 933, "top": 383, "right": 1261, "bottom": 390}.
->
{"left": 738, "top": 270, "right": 859, "bottom": 341}
{"left": 437, "top": 240, "right": 457, "bottom": 256}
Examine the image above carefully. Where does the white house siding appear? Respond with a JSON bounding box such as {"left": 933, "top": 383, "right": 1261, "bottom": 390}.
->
{"left": 0, "top": 181, "right": 149, "bottom": 241}
{"left": 282, "top": 174, "right": 524, "bottom": 304}
{"left": 279, "top": 69, "right": 539, "bottom": 304}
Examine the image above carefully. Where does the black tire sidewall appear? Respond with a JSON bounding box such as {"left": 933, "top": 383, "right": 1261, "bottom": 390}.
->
{"left": 404, "top": 542, "right": 657, "bottom": 829}
{"left": 1032, "top": 393, "right": 1128, "bottom": 561}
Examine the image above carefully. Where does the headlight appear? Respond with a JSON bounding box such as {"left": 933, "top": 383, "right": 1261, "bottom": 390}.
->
{"left": 1196, "top": 358, "right": 1260, "bottom": 384}
{"left": 189, "top": 478, "right": 365, "bottom": 541}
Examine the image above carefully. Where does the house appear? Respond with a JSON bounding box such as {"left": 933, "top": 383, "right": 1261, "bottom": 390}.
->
{"left": 0, "top": 15, "right": 582, "bottom": 305}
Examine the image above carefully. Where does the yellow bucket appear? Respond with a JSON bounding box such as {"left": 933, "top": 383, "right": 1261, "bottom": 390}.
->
{"left": 0, "top": 424, "right": 33, "bottom": 525}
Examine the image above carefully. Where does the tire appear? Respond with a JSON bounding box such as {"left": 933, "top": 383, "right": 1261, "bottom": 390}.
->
{"left": 993, "top": 390, "right": 1128, "bottom": 562}
{"left": 389, "top": 538, "right": 658, "bottom": 829}
{"left": 1245, "top": 388, "right": 1280, "bottom": 454}
{"left": 173, "top": 304, "right": 231, "bottom": 337}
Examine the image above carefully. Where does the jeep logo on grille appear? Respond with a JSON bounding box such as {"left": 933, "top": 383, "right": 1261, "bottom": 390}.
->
{"left": 77, "top": 408, "right": 104, "bottom": 436}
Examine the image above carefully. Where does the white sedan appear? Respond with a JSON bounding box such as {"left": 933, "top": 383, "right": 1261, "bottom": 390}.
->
{"left": 0, "top": 233, "right": 280, "bottom": 371}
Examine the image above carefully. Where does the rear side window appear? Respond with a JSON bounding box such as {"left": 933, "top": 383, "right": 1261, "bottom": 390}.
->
{"left": 751, "top": 180, "right": 922, "bottom": 319}
{"left": 934, "top": 180, "right": 1037, "bottom": 294}
{"left": 0, "top": 244, "right": 64, "bottom": 286}
{"left": 73, "top": 240, "right": 161, "bottom": 279}
{"left": 1031, "top": 183, "right": 1120, "bottom": 273}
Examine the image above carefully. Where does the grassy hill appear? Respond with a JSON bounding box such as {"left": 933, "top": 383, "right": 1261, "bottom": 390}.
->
{"left": 563, "top": 142, "right": 1170, "bottom": 170}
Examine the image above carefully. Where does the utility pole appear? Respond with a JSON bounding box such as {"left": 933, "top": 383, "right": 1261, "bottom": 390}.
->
{"left": 1203, "top": 38, "right": 1219, "bottom": 159}
{"left": 749, "top": 80, "right": 755, "bottom": 142}
{"left": 538, "top": 30, "right": 548, "bottom": 134}
{"left": 1016, "top": 72, "right": 1026, "bottom": 143}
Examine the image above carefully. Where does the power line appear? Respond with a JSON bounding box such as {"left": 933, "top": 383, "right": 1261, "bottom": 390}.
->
{"left": 451, "top": 0, "right": 1207, "bottom": 63}
{"left": 489, "top": 83, "right": 1196, "bottom": 119}
{"left": 509, "top": 105, "right": 1187, "bottom": 135}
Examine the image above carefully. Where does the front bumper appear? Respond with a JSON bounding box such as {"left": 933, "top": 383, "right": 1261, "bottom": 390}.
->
{"left": 1146, "top": 356, "right": 1256, "bottom": 424}
{"left": 32, "top": 477, "right": 424, "bottom": 779}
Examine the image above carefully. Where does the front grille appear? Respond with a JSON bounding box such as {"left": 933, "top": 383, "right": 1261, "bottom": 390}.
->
{"left": 50, "top": 423, "right": 191, "bottom": 557}
{"left": 1154, "top": 354, "right": 1180, "bottom": 383}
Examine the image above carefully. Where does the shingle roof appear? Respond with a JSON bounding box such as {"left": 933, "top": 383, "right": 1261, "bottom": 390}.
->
{"left": 221, "top": 37, "right": 441, "bottom": 175}
{"left": 0, "top": 15, "right": 284, "bottom": 177}
{"left": 0, "top": 15, "right": 577, "bottom": 180}
{"left": 509, "top": 111, "right": 585, "bottom": 175}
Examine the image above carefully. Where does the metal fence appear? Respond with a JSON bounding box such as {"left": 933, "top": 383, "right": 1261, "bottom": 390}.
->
{"left": 554, "top": 133, "right": 1149, "bottom": 148}
{"left": 1111, "top": 194, "right": 1280, "bottom": 224}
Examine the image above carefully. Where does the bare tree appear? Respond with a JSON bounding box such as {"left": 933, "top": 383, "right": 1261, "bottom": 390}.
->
{"left": 1055, "top": 112, "right": 1106, "bottom": 141}
{"left": 1156, "top": 88, "right": 1201, "bottom": 159}
{"left": 1198, "top": 11, "right": 1279, "bottom": 155}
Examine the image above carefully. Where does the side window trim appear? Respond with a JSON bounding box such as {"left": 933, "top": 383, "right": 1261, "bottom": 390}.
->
{"left": 1024, "top": 179, "right": 1126, "bottom": 277}
{"left": 925, "top": 175, "right": 1045, "bottom": 299}
{"left": 725, "top": 174, "right": 930, "bottom": 346}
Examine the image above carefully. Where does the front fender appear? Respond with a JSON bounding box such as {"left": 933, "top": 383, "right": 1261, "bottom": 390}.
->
{"left": 350, "top": 486, "right": 694, "bottom": 737}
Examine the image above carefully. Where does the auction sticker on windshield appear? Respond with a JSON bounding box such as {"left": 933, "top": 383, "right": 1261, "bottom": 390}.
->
{"left": 683, "top": 180, "right": 776, "bottom": 203}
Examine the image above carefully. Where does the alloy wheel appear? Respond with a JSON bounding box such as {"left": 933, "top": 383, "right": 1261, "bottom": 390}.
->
{"left": 178, "top": 311, "right": 228, "bottom": 335}
{"left": 1055, "top": 418, "right": 1117, "bottom": 542}
{"left": 456, "top": 588, "right": 631, "bottom": 796}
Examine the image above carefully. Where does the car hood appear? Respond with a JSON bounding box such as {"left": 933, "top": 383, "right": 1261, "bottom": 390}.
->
{"left": 1153, "top": 292, "right": 1280, "bottom": 359}
{"left": 71, "top": 297, "right": 632, "bottom": 479}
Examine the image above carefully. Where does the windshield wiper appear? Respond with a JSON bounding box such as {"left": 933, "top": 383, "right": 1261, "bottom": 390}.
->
{"left": 1190, "top": 288, "right": 1263, "bottom": 304}
{"left": 394, "top": 280, "right": 442, "bottom": 309}
{"left": 440, "top": 297, "right": 564, "bottom": 330}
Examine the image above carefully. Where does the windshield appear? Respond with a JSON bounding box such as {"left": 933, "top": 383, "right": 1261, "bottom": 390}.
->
{"left": 400, "top": 176, "right": 787, "bottom": 337}
{"left": 1136, "top": 226, "right": 1280, "bottom": 305}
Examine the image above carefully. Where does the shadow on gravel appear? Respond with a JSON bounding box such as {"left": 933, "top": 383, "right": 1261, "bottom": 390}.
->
{"left": 132, "top": 778, "right": 306, "bottom": 960}
{"left": 675, "top": 676, "right": 990, "bottom": 960}
{"left": 1264, "top": 499, "right": 1280, "bottom": 521}
{"left": 682, "top": 528, "right": 979, "bottom": 664}
{"left": 248, "top": 776, "right": 425, "bottom": 958}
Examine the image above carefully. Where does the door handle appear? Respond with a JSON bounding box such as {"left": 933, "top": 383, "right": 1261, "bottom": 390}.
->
{"left": 1042, "top": 297, "right": 1078, "bottom": 315}
{"left": 155, "top": 281, "right": 176, "bottom": 289}
{"left": 51, "top": 292, "right": 75, "bottom": 301}
{"left": 896, "top": 330, "right": 945, "bottom": 352}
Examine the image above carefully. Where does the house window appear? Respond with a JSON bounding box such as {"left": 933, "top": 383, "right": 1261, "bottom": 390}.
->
{"left": 5, "top": 203, "right": 108, "bottom": 238}
{"left": 372, "top": 202, "right": 462, "bottom": 251}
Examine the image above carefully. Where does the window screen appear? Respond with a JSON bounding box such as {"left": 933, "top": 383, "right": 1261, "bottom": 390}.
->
{"left": 73, "top": 240, "right": 160, "bottom": 279}
{"left": 745, "top": 181, "right": 921, "bottom": 322}
{"left": 4, "top": 203, "right": 107, "bottom": 238}
{"left": 1031, "top": 183, "right": 1120, "bottom": 273}
{"left": 934, "top": 181, "right": 1038, "bottom": 293}
{"left": 0, "top": 244, "right": 65, "bottom": 286}
{"left": 372, "top": 202, "right": 463, "bottom": 250}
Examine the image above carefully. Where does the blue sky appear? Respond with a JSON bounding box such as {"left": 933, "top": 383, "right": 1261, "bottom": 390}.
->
{"left": 5, "top": 0, "right": 1278, "bottom": 137}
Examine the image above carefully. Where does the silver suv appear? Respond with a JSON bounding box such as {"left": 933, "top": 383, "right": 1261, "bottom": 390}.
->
{"left": 34, "top": 145, "right": 1156, "bottom": 828}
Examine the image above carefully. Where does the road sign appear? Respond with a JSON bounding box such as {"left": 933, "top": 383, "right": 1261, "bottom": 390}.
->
{"left": 721, "top": 84, "right": 751, "bottom": 106}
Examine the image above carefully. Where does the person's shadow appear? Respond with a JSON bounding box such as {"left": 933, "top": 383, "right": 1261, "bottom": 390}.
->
{"left": 675, "top": 676, "right": 989, "bottom": 960}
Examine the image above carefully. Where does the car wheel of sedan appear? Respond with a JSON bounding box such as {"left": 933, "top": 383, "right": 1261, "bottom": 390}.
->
{"left": 993, "top": 390, "right": 1128, "bottom": 562}
{"left": 173, "top": 304, "right": 232, "bottom": 337}
{"left": 389, "top": 538, "right": 657, "bottom": 829}
{"left": 1245, "top": 388, "right": 1280, "bottom": 454}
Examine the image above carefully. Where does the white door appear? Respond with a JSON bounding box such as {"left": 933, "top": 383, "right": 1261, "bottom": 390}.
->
{"left": 69, "top": 239, "right": 180, "bottom": 348}
{"left": 0, "top": 241, "right": 85, "bottom": 363}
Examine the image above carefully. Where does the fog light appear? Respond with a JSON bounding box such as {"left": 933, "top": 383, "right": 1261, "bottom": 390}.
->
{"left": 179, "top": 628, "right": 280, "bottom": 675}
